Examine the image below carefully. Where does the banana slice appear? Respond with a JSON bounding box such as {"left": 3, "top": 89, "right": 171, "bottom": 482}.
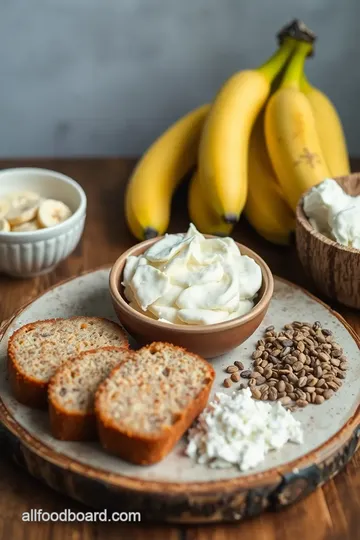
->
{"left": 6, "top": 201, "right": 39, "bottom": 227}
{"left": 9, "top": 191, "right": 41, "bottom": 208}
{"left": 0, "top": 197, "right": 10, "bottom": 219}
{"left": 11, "top": 220, "right": 40, "bottom": 232}
{"left": 0, "top": 218, "right": 10, "bottom": 232}
{"left": 5, "top": 191, "right": 42, "bottom": 226}
{"left": 6, "top": 200, "right": 40, "bottom": 226}
{"left": 38, "top": 199, "right": 72, "bottom": 228}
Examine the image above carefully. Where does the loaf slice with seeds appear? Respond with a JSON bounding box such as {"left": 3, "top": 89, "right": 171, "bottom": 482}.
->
{"left": 48, "top": 347, "right": 131, "bottom": 441}
{"left": 8, "top": 317, "right": 129, "bottom": 408}
{"left": 95, "top": 342, "right": 215, "bottom": 465}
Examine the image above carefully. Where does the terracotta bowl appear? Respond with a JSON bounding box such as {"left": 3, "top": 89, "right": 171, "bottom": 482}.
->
{"left": 109, "top": 237, "right": 274, "bottom": 358}
{"left": 296, "top": 173, "right": 360, "bottom": 309}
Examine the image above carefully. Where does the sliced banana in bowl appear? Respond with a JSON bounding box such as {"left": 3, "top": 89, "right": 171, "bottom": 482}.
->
{"left": 0, "top": 167, "right": 85, "bottom": 277}
{"left": 37, "top": 199, "right": 72, "bottom": 228}
{"left": 0, "top": 190, "right": 73, "bottom": 233}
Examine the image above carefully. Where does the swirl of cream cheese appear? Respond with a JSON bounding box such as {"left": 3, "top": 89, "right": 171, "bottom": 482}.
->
{"left": 122, "top": 224, "right": 262, "bottom": 325}
{"left": 303, "top": 178, "right": 360, "bottom": 249}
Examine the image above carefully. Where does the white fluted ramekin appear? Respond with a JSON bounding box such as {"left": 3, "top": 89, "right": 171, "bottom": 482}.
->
{"left": 0, "top": 168, "right": 86, "bottom": 277}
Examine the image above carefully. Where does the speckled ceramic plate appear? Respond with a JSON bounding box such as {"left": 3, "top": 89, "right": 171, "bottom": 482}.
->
{"left": 0, "top": 268, "right": 359, "bottom": 523}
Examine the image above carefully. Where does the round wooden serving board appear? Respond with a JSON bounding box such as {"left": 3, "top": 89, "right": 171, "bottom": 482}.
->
{"left": 0, "top": 268, "right": 359, "bottom": 523}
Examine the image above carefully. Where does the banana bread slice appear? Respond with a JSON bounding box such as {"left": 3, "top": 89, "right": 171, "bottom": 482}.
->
{"left": 8, "top": 317, "right": 129, "bottom": 408}
{"left": 95, "top": 342, "right": 215, "bottom": 465}
{"left": 48, "top": 347, "right": 131, "bottom": 441}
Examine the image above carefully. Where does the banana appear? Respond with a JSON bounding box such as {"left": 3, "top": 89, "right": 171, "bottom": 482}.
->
{"left": 188, "top": 171, "right": 234, "bottom": 236}
{"left": 301, "top": 74, "right": 350, "bottom": 177}
{"left": 38, "top": 199, "right": 72, "bottom": 228}
{"left": 12, "top": 220, "right": 40, "bottom": 232}
{"left": 265, "top": 41, "right": 330, "bottom": 212}
{"left": 244, "top": 116, "right": 295, "bottom": 245}
{"left": 0, "top": 197, "right": 10, "bottom": 219}
{"left": 0, "top": 218, "right": 10, "bottom": 232}
{"left": 4, "top": 191, "right": 42, "bottom": 226}
{"left": 6, "top": 200, "right": 40, "bottom": 226}
{"left": 9, "top": 191, "right": 40, "bottom": 208}
{"left": 125, "top": 105, "right": 210, "bottom": 240}
{"left": 198, "top": 39, "right": 296, "bottom": 223}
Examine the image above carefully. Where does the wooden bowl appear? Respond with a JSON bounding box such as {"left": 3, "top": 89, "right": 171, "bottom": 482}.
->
{"left": 109, "top": 237, "right": 274, "bottom": 358}
{"left": 296, "top": 173, "right": 360, "bottom": 309}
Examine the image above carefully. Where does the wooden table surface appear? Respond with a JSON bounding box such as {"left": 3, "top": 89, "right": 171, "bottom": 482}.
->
{"left": 0, "top": 158, "right": 359, "bottom": 540}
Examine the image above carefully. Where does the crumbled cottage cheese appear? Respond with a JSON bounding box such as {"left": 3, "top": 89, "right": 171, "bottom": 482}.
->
{"left": 186, "top": 388, "right": 303, "bottom": 471}
{"left": 303, "top": 178, "right": 360, "bottom": 249}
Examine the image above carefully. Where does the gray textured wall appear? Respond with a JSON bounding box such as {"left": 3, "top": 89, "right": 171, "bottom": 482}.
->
{"left": 0, "top": 0, "right": 358, "bottom": 157}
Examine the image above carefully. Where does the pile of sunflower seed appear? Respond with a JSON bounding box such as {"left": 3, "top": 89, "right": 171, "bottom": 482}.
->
{"left": 223, "top": 321, "right": 348, "bottom": 408}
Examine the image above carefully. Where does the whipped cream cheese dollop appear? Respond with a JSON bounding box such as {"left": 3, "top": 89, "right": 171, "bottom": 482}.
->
{"left": 122, "top": 224, "right": 262, "bottom": 325}
{"left": 303, "top": 178, "right": 360, "bottom": 249}
{"left": 186, "top": 388, "right": 303, "bottom": 471}
{"left": 332, "top": 202, "right": 360, "bottom": 250}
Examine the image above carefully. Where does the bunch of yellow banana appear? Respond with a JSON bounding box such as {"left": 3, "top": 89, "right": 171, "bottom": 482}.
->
{"left": 125, "top": 20, "right": 350, "bottom": 244}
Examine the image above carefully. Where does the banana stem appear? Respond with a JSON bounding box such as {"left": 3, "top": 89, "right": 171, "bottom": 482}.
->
{"left": 257, "top": 38, "right": 296, "bottom": 82}
{"left": 300, "top": 72, "right": 312, "bottom": 93}
{"left": 281, "top": 41, "right": 313, "bottom": 89}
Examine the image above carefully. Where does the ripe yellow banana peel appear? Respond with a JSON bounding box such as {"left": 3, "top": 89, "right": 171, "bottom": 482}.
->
{"left": 125, "top": 104, "right": 210, "bottom": 240}
{"left": 301, "top": 74, "right": 350, "bottom": 177}
{"left": 188, "top": 171, "right": 234, "bottom": 237}
{"left": 245, "top": 116, "right": 295, "bottom": 245}
{"left": 198, "top": 38, "right": 297, "bottom": 224}
{"left": 265, "top": 41, "right": 330, "bottom": 212}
